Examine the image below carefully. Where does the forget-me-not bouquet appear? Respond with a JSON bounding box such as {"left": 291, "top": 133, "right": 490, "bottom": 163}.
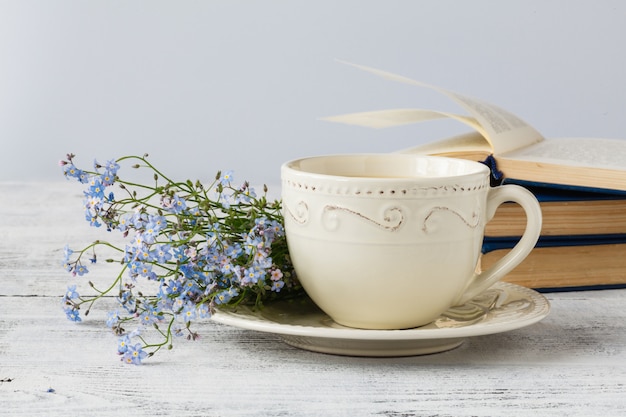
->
{"left": 60, "top": 154, "right": 302, "bottom": 364}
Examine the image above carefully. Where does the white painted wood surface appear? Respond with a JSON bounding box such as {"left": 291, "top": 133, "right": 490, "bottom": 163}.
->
{"left": 1, "top": 182, "right": 626, "bottom": 416}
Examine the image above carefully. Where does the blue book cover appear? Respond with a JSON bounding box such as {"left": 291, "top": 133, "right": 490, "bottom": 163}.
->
{"left": 503, "top": 178, "right": 626, "bottom": 200}
{"left": 482, "top": 233, "right": 626, "bottom": 253}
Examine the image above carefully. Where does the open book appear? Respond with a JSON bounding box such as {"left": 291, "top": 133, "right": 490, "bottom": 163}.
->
{"left": 324, "top": 62, "right": 626, "bottom": 193}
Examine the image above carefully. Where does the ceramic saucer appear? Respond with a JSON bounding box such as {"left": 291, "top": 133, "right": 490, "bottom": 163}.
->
{"left": 212, "top": 282, "right": 550, "bottom": 357}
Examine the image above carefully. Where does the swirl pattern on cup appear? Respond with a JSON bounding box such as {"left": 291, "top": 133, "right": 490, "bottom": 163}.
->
{"left": 322, "top": 205, "right": 405, "bottom": 232}
{"left": 422, "top": 206, "right": 481, "bottom": 234}
{"left": 284, "top": 201, "right": 309, "bottom": 225}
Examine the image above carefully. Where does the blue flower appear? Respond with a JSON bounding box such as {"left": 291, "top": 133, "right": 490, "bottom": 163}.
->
{"left": 253, "top": 251, "right": 272, "bottom": 269}
{"left": 132, "top": 212, "right": 149, "bottom": 229}
{"left": 271, "top": 280, "right": 285, "bottom": 292}
{"left": 163, "top": 194, "right": 186, "bottom": 213}
{"left": 104, "top": 159, "right": 120, "bottom": 176}
{"left": 172, "top": 246, "right": 188, "bottom": 263}
{"left": 85, "top": 212, "right": 102, "bottom": 228}
{"left": 183, "top": 279, "right": 200, "bottom": 296}
{"left": 187, "top": 206, "right": 201, "bottom": 221}
{"left": 219, "top": 260, "right": 236, "bottom": 276}
{"left": 129, "top": 261, "right": 157, "bottom": 280}
{"left": 148, "top": 214, "right": 167, "bottom": 231}
{"left": 181, "top": 304, "right": 197, "bottom": 323}
{"left": 223, "top": 241, "right": 243, "bottom": 258}
{"left": 228, "top": 287, "right": 239, "bottom": 297}
{"left": 74, "top": 264, "right": 89, "bottom": 276}
{"left": 106, "top": 311, "right": 119, "bottom": 328}
{"left": 244, "top": 235, "right": 263, "bottom": 255}
{"left": 63, "top": 164, "right": 87, "bottom": 183}
{"left": 122, "top": 343, "right": 148, "bottom": 365}
{"left": 65, "top": 284, "right": 79, "bottom": 300}
{"left": 117, "top": 335, "right": 131, "bottom": 354}
{"left": 117, "top": 291, "right": 137, "bottom": 313}
{"left": 236, "top": 185, "right": 256, "bottom": 204}
{"left": 219, "top": 170, "right": 234, "bottom": 185}
{"left": 61, "top": 246, "right": 74, "bottom": 272}
{"left": 77, "top": 171, "right": 89, "bottom": 183}
{"left": 117, "top": 214, "right": 133, "bottom": 232}
{"left": 214, "top": 287, "right": 239, "bottom": 305}
{"left": 242, "top": 267, "right": 261, "bottom": 285}
{"left": 141, "top": 222, "right": 159, "bottom": 244}
{"left": 63, "top": 245, "right": 73, "bottom": 261}
{"left": 172, "top": 297, "right": 186, "bottom": 312}
{"left": 204, "top": 247, "right": 221, "bottom": 266}
{"left": 218, "top": 192, "right": 232, "bottom": 210}
{"left": 164, "top": 279, "right": 184, "bottom": 295}
{"left": 100, "top": 172, "right": 115, "bottom": 187}
{"left": 130, "top": 233, "right": 146, "bottom": 249}
{"left": 88, "top": 179, "right": 106, "bottom": 198}
{"left": 151, "top": 244, "right": 172, "bottom": 263}
{"left": 99, "top": 159, "right": 119, "bottom": 186}
{"left": 139, "top": 304, "right": 162, "bottom": 325}
{"left": 266, "top": 219, "right": 284, "bottom": 240}
{"left": 64, "top": 307, "right": 82, "bottom": 322}
{"left": 196, "top": 303, "right": 211, "bottom": 319}
{"left": 123, "top": 244, "right": 139, "bottom": 263}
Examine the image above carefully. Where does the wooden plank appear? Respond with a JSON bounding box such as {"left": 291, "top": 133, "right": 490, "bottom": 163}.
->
{"left": 1, "top": 182, "right": 626, "bottom": 416}
{"left": 1, "top": 293, "right": 626, "bottom": 416}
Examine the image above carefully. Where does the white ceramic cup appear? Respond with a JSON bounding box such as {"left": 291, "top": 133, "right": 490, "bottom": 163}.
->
{"left": 281, "top": 154, "right": 542, "bottom": 330}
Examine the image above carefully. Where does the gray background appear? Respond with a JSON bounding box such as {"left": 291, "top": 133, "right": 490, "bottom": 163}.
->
{"left": 1, "top": 0, "right": 624, "bottom": 186}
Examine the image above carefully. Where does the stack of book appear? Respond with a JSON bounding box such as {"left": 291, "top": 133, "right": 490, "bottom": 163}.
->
{"left": 481, "top": 177, "right": 626, "bottom": 291}
{"left": 324, "top": 62, "right": 626, "bottom": 291}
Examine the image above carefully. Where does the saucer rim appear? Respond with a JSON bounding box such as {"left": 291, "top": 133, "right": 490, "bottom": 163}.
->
{"left": 211, "top": 282, "right": 551, "bottom": 342}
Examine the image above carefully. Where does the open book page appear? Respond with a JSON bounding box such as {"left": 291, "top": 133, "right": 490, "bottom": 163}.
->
{"left": 323, "top": 108, "right": 483, "bottom": 133}
{"left": 447, "top": 94, "right": 544, "bottom": 153}
{"left": 397, "top": 131, "right": 492, "bottom": 156}
{"left": 503, "top": 137, "right": 626, "bottom": 171}
{"left": 327, "top": 61, "right": 545, "bottom": 154}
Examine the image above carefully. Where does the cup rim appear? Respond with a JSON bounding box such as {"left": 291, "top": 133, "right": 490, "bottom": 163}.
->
{"left": 281, "top": 153, "right": 490, "bottom": 182}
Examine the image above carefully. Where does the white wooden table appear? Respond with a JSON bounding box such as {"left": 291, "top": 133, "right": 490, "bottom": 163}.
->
{"left": 1, "top": 182, "right": 626, "bottom": 416}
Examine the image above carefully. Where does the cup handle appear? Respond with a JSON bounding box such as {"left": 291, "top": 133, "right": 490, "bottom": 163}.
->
{"left": 453, "top": 184, "right": 542, "bottom": 306}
